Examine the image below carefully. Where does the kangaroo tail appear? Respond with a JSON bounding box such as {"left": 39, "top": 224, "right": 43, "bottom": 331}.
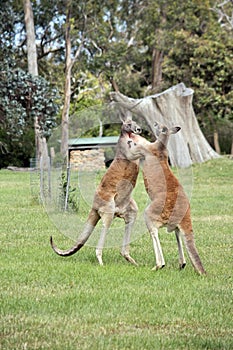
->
{"left": 50, "top": 210, "right": 100, "bottom": 257}
{"left": 183, "top": 233, "right": 206, "bottom": 275}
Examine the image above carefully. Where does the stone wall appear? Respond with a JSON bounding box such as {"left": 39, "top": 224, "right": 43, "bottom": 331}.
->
{"left": 70, "top": 149, "right": 106, "bottom": 171}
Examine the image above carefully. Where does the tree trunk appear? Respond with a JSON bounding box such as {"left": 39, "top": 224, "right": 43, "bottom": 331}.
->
{"left": 60, "top": 1, "right": 85, "bottom": 159}
{"left": 110, "top": 83, "right": 220, "bottom": 168}
{"left": 213, "top": 131, "right": 221, "bottom": 154}
{"left": 23, "top": 0, "right": 38, "bottom": 76}
{"left": 23, "top": 0, "right": 47, "bottom": 162}
{"left": 207, "top": 113, "right": 221, "bottom": 155}
{"left": 60, "top": 3, "right": 72, "bottom": 159}
{"left": 151, "top": 48, "right": 163, "bottom": 91}
{"left": 151, "top": 12, "right": 166, "bottom": 92}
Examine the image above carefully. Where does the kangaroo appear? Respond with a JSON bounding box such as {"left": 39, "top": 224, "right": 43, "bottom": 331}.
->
{"left": 50, "top": 118, "right": 142, "bottom": 266}
{"left": 126, "top": 121, "right": 206, "bottom": 275}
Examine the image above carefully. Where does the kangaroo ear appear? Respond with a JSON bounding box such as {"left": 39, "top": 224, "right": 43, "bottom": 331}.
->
{"left": 119, "top": 109, "right": 132, "bottom": 123}
{"left": 170, "top": 126, "right": 181, "bottom": 134}
{"left": 125, "top": 117, "right": 132, "bottom": 123}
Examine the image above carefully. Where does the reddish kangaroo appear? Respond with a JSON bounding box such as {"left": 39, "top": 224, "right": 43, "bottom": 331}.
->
{"left": 127, "top": 121, "right": 206, "bottom": 275}
{"left": 50, "top": 118, "right": 142, "bottom": 266}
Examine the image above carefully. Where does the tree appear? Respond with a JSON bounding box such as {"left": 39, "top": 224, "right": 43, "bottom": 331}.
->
{"left": 162, "top": 28, "right": 233, "bottom": 153}
{"left": 1, "top": 0, "right": 232, "bottom": 160}
{"left": 60, "top": 0, "right": 72, "bottom": 159}
{"left": 210, "top": 0, "right": 233, "bottom": 154}
{"left": 23, "top": 0, "right": 39, "bottom": 157}
{"left": 0, "top": 1, "right": 60, "bottom": 168}
{"left": 0, "top": 63, "right": 58, "bottom": 168}
{"left": 110, "top": 83, "right": 219, "bottom": 168}
{"left": 109, "top": 0, "right": 218, "bottom": 94}
{"left": 119, "top": 0, "right": 232, "bottom": 154}
{"left": 23, "top": 0, "right": 38, "bottom": 76}
{"left": 60, "top": 0, "right": 122, "bottom": 157}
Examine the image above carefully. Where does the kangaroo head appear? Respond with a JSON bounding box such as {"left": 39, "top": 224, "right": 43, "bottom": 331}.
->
{"left": 154, "top": 121, "right": 181, "bottom": 147}
{"left": 121, "top": 118, "right": 142, "bottom": 135}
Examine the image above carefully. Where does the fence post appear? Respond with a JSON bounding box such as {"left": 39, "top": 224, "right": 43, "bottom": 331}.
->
{"left": 40, "top": 156, "right": 44, "bottom": 201}
{"left": 64, "top": 163, "right": 71, "bottom": 211}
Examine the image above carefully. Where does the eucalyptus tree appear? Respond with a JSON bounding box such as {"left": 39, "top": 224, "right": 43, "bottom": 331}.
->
{"left": 162, "top": 9, "right": 233, "bottom": 153}
{"left": 59, "top": 0, "right": 117, "bottom": 157}
{"left": 0, "top": 61, "right": 58, "bottom": 168}
{"left": 126, "top": 0, "right": 219, "bottom": 92}
{"left": 106, "top": 0, "right": 233, "bottom": 153}
{"left": 2, "top": 0, "right": 232, "bottom": 159}
{"left": 24, "top": 0, "right": 45, "bottom": 161}
{"left": 0, "top": 0, "right": 59, "bottom": 167}
{"left": 57, "top": 0, "right": 147, "bottom": 156}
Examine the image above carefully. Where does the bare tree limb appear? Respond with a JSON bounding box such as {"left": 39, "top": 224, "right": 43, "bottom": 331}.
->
{"left": 211, "top": 0, "right": 233, "bottom": 29}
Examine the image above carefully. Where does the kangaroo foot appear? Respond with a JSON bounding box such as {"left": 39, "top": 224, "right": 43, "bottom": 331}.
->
{"left": 121, "top": 253, "right": 138, "bottom": 266}
{"left": 97, "top": 258, "right": 104, "bottom": 266}
{"left": 96, "top": 250, "right": 104, "bottom": 266}
{"left": 179, "top": 262, "right": 186, "bottom": 269}
{"left": 152, "top": 264, "right": 165, "bottom": 271}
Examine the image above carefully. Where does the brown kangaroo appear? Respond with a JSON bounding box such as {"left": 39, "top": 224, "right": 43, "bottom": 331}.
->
{"left": 50, "top": 118, "right": 142, "bottom": 266}
{"left": 126, "top": 121, "right": 206, "bottom": 275}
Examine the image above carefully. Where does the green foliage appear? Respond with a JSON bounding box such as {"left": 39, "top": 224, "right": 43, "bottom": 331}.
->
{"left": 163, "top": 30, "right": 233, "bottom": 120}
{"left": 0, "top": 58, "right": 60, "bottom": 168}
{"left": 0, "top": 0, "right": 24, "bottom": 53}
{"left": 0, "top": 158, "right": 233, "bottom": 349}
{"left": 191, "top": 36, "right": 233, "bottom": 121}
{"left": 59, "top": 170, "right": 79, "bottom": 212}
{"left": 69, "top": 71, "right": 108, "bottom": 114}
{"left": 1, "top": 0, "right": 233, "bottom": 162}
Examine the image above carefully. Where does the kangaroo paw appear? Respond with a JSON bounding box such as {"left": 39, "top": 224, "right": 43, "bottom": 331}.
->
{"left": 152, "top": 264, "right": 165, "bottom": 271}
{"left": 179, "top": 262, "right": 186, "bottom": 270}
{"left": 96, "top": 252, "right": 104, "bottom": 266}
{"left": 121, "top": 253, "right": 138, "bottom": 266}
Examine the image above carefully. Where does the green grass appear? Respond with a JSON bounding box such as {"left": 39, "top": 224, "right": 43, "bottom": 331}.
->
{"left": 0, "top": 157, "right": 233, "bottom": 349}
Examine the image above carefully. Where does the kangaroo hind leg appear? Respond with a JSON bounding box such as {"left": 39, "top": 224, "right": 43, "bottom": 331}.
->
{"left": 181, "top": 229, "right": 206, "bottom": 275}
{"left": 175, "top": 228, "right": 186, "bottom": 269}
{"left": 144, "top": 205, "right": 165, "bottom": 270}
{"left": 121, "top": 199, "right": 138, "bottom": 266}
{"left": 95, "top": 212, "right": 114, "bottom": 266}
{"left": 150, "top": 226, "right": 165, "bottom": 271}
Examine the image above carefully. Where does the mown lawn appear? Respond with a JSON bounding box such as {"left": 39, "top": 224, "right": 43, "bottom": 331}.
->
{"left": 0, "top": 158, "right": 232, "bottom": 350}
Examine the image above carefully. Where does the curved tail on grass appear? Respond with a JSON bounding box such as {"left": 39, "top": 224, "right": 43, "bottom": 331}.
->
{"left": 50, "top": 210, "right": 99, "bottom": 257}
{"left": 183, "top": 233, "right": 206, "bottom": 275}
{"left": 50, "top": 236, "right": 85, "bottom": 256}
